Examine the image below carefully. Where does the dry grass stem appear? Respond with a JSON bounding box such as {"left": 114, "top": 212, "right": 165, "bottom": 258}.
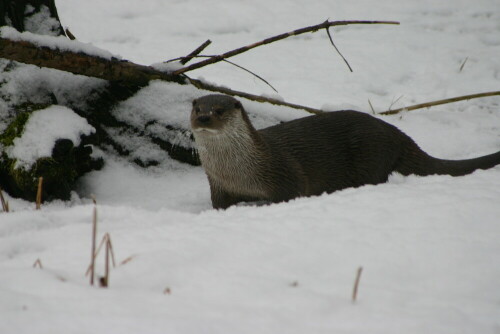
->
{"left": 0, "top": 187, "right": 9, "bottom": 212}
{"left": 89, "top": 204, "right": 98, "bottom": 285}
{"left": 368, "top": 99, "right": 376, "bottom": 114}
{"left": 352, "top": 266, "right": 363, "bottom": 303}
{"left": 106, "top": 236, "right": 116, "bottom": 267}
{"left": 32, "top": 258, "right": 43, "bottom": 269}
{"left": 35, "top": 177, "right": 43, "bottom": 210}
{"left": 86, "top": 233, "right": 116, "bottom": 276}
{"left": 119, "top": 255, "right": 136, "bottom": 266}
{"left": 102, "top": 237, "right": 110, "bottom": 288}
{"left": 459, "top": 57, "right": 468, "bottom": 72}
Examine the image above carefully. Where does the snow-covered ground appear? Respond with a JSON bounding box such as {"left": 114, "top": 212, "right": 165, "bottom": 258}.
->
{"left": 1, "top": 0, "right": 500, "bottom": 333}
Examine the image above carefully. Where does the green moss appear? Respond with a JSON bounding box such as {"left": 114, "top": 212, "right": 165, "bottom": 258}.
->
{"left": 0, "top": 103, "right": 51, "bottom": 147}
{"left": 0, "top": 112, "right": 30, "bottom": 146}
{"left": 6, "top": 146, "right": 84, "bottom": 201}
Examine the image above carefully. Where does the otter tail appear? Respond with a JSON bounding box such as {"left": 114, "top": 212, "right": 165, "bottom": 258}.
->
{"left": 395, "top": 138, "right": 500, "bottom": 177}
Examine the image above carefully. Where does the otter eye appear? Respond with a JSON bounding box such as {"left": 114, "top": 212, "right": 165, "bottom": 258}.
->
{"left": 194, "top": 107, "right": 201, "bottom": 114}
{"left": 192, "top": 100, "right": 197, "bottom": 107}
{"left": 214, "top": 108, "right": 224, "bottom": 115}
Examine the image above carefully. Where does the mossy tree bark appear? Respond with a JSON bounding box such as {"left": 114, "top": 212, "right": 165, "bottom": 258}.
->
{"left": 0, "top": 103, "right": 104, "bottom": 201}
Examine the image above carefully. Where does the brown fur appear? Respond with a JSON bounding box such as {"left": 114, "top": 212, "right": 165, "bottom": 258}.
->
{"left": 191, "top": 94, "right": 500, "bottom": 209}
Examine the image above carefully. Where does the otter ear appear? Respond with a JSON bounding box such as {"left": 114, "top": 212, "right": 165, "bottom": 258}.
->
{"left": 234, "top": 101, "right": 242, "bottom": 109}
{"left": 192, "top": 99, "right": 197, "bottom": 107}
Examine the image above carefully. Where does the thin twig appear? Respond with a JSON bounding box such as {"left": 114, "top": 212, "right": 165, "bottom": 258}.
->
{"left": 0, "top": 187, "right": 9, "bottom": 212}
{"left": 35, "top": 177, "right": 43, "bottom": 210}
{"left": 173, "top": 20, "right": 399, "bottom": 75}
{"left": 168, "top": 55, "right": 278, "bottom": 93}
{"left": 180, "top": 40, "right": 212, "bottom": 65}
{"left": 380, "top": 91, "right": 500, "bottom": 115}
{"left": 325, "top": 24, "right": 353, "bottom": 72}
{"left": 388, "top": 95, "right": 404, "bottom": 111}
{"left": 221, "top": 59, "right": 279, "bottom": 93}
{"left": 352, "top": 266, "right": 363, "bottom": 303}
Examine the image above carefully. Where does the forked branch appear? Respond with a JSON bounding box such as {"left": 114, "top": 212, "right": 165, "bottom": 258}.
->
{"left": 172, "top": 20, "right": 400, "bottom": 75}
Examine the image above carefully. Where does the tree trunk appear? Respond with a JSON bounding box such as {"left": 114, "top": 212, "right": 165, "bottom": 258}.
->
{"left": 0, "top": 0, "right": 66, "bottom": 36}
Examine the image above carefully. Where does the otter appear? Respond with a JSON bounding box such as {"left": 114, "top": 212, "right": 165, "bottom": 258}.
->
{"left": 190, "top": 94, "right": 500, "bottom": 209}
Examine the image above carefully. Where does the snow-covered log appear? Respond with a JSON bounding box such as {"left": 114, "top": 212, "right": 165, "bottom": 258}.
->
{"left": 0, "top": 1, "right": 200, "bottom": 201}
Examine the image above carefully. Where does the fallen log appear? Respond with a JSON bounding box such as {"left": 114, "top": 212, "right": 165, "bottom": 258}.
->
{"left": 0, "top": 33, "right": 322, "bottom": 114}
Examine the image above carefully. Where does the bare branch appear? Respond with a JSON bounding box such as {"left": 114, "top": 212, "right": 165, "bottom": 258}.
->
{"left": 172, "top": 20, "right": 400, "bottom": 75}
{"left": 188, "top": 77, "right": 323, "bottom": 114}
{"left": 5, "top": 35, "right": 496, "bottom": 117}
{"left": 380, "top": 91, "right": 500, "bottom": 115}
{"left": 180, "top": 40, "right": 212, "bottom": 65}
{"left": 0, "top": 187, "right": 9, "bottom": 213}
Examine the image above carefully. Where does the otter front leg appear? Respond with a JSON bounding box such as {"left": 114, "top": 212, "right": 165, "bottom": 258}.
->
{"left": 207, "top": 177, "right": 242, "bottom": 209}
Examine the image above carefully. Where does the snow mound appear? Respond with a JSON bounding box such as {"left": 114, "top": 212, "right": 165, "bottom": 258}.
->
{"left": 7, "top": 105, "right": 95, "bottom": 169}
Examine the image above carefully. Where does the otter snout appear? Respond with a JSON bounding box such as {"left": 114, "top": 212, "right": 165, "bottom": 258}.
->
{"left": 192, "top": 113, "right": 216, "bottom": 132}
{"left": 197, "top": 115, "right": 211, "bottom": 124}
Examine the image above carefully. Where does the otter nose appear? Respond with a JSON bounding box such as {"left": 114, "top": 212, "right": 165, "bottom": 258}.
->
{"left": 197, "top": 115, "right": 211, "bottom": 124}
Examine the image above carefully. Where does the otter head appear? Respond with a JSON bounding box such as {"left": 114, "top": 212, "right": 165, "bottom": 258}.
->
{"left": 191, "top": 94, "right": 244, "bottom": 135}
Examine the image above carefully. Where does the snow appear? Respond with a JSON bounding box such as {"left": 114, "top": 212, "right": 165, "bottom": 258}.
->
{"left": 7, "top": 105, "right": 95, "bottom": 169}
{"left": 0, "top": 58, "right": 108, "bottom": 115}
{"left": 1, "top": 0, "right": 500, "bottom": 333}
{"left": 0, "top": 26, "right": 120, "bottom": 60}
